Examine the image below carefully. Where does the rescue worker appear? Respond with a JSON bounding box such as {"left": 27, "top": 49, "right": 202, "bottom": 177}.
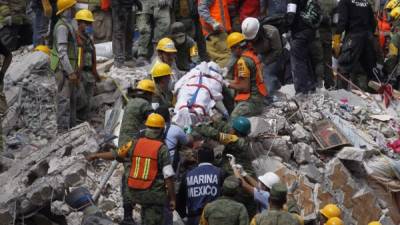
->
{"left": 318, "top": 204, "right": 341, "bottom": 225}
{"left": 111, "top": 0, "right": 138, "bottom": 68}
{"left": 65, "top": 187, "right": 114, "bottom": 225}
{"left": 324, "top": 217, "right": 344, "bottom": 225}
{"left": 150, "top": 37, "right": 184, "bottom": 86}
{"left": 241, "top": 17, "right": 282, "bottom": 101}
{"left": 170, "top": 22, "right": 200, "bottom": 71}
{"left": 332, "top": 0, "right": 378, "bottom": 90}
{"left": 314, "top": 0, "right": 338, "bottom": 89}
{"left": 135, "top": 0, "right": 172, "bottom": 66}
{"left": 229, "top": 0, "right": 260, "bottom": 31}
{"left": 151, "top": 62, "right": 174, "bottom": 109}
{"left": 384, "top": 6, "right": 400, "bottom": 89}
{"left": 118, "top": 79, "right": 155, "bottom": 225}
{"left": 198, "top": 0, "right": 232, "bottom": 67}
{"left": 50, "top": 0, "right": 79, "bottom": 130}
{"left": 234, "top": 168, "right": 280, "bottom": 212}
{"left": 225, "top": 32, "right": 267, "bottom": 118}
{"left": 250, "top": 183, "right": 301, "bottom": 225}
{"left": 177, "top": 145, "right": 223, "bottom": 225}
{"left": 199, "top": 175, "right": 249, "bottom": 225}
{"left": 85, "top": 113, "right": 176, "bottom": 225}
{"left": 0, "top": 39, "right": 11, "bottom": 152}
{"left": 286, "top": 0, "right": 321, "bottom": 94}
{"left": 31, "top": 0, "right": 52, "bottom": 46}
{"left": 75, "top": 9, "right": 101, "bottom": 122}
{"left": 194, "top": 116, "right": 258, "bottom": 217}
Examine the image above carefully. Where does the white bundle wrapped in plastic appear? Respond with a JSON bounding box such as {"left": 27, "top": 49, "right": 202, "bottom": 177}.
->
{"left": 172, "top": 62, "right": 226, "bottom": 128}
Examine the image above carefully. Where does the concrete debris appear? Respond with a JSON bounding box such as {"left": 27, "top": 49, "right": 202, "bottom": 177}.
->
{"left": 337, "top": 147, "right": 375, "bottom": 162}
{"left": 293, "top": 142, "right": 312, "bottom": 164}
{"left": 291, "top": 124, "right": 312, "bottom": 142}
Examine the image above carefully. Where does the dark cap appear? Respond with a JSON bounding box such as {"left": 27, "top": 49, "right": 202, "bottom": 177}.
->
{"left": 171, "top": 22, "right": 186, "bottom": 35}
{"left": 222, "top": 175, "right": 240, "bottom": 195}
{"left": 270, "top": 183, "right": 288, "bottom": 201}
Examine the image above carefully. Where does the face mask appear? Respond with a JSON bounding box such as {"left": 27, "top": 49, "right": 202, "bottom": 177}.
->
{"left": 174, "top": 34, "right": 186, "bottom": 45}
{"left": 85, "top": 26, "right": 94, "bottom": 35}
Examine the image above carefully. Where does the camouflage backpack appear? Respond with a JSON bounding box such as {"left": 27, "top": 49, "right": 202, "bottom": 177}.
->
{"left": 300, "top": 0, "right": 323, "bottom": 29}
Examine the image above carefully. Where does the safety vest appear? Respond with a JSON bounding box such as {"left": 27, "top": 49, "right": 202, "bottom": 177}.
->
{"left": 199, "top": 0, "right": 231, "bottom": 37}
{"left": 127, "top": 137, "right": 163, "bottom": 190}
{"left": 378, "top": 13, "right": 391, "bottom": 49}
{"left": 233, "top": 50, "right": 268, "bottom": 101}
{"left": 50, "top": 18, "right": 78, "bottom": 72}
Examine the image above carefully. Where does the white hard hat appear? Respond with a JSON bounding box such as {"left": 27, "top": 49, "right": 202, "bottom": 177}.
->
{"left": 241, "top": 17, "right": 260, "bottom": 40}
{"left": 258, "top": 172, "right": 280, "bottom": 189}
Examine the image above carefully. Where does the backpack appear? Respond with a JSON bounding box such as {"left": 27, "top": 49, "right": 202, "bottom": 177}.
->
{"left": 300, "top": 0, "right": 323, "bottom": 29}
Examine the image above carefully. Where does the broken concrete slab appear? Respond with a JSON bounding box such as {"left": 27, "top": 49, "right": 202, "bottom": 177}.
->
{"left": 300, "top": 164, "right": 322, "bottom": 183}
{"left": 293, "top": 142, "right": 312, "bottom": 164}
{"left": 291, "top": 124, "right": 311, "bottom": 142}
{"left": 337, "top": 147, "right": 374, "bottom": 162}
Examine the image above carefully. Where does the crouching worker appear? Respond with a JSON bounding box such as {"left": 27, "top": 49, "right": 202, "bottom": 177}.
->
{"left": 65, "top": 187, "right": 113, "bottom": 225}
{"left": 85, "top": 113, "right": 176, "bottom": 225}
{"left": 225, "top": 32, "right": 267, "bottom": 118}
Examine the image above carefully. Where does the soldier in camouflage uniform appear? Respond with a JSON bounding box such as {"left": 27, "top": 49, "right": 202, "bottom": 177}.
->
{"left": 225, "top": 32, "right": 267, "bottom": 118}
{"left": 151, "top": 62, "right": 174, "bottom": 109}
{"left": 86, "top": 113, "right": 176, "bottom": 225}
{"left": 200, "top": 176, "right": 249, "bottom": 225}
{"left": 310, "top": 0, "right": 337, "bottom": 89}
{"left": 170, "top": 22, "right": 200, "bottom": 71}
{"left": 0, "top": 0, "right": 32, "bottom": 51}
{"left": 117, "top": 79, "right": 155, "bottom": 225}
{"left": 194, "top": 116, "right": 258, "bottom": 217}
{"left": 250, "top": 183, "right": 301, "bottom": 225}
{"left": 75, "top": 9, "right": 101, "bottom": 122}
{"left": 135, "top": 0, "right": 172, "bottom": 66}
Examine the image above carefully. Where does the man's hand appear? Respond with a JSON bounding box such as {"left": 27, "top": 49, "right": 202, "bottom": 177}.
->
{"left": 223, "top": 79, "right": 230, "bottom": 87}
{"left": 169, "top": 200, "right": 176, "bottom": 211}
{"left": 212, "top": 22, "right": 223, "bottom": 32}
{"left": 234, "top": 164, "right": 248, "bottom": 177}
{"left": 85, "top": 154, "right": 98, "bottom": 161}
{"left": 233, "top": 165, "right": 242, "bottom": 178}
{"left": 332, "top": 34, "right": 341, "bottom": 58}
{"left": 68, "top": 73, "right": 79, "bottom": 85}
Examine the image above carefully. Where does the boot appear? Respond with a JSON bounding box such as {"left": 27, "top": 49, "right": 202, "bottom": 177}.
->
{"left": 120, "top": 203, "right": 136, "bottom": 225}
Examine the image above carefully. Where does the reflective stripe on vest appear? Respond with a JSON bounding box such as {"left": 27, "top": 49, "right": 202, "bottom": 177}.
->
{"left": 127, "top": 137, "right": 163, "bottom": 190}
{"left": 199, "top": 0, "right": 231, "bottom": 37}
{"left": 233, "top": 50, "right": 268, "bottom": 101}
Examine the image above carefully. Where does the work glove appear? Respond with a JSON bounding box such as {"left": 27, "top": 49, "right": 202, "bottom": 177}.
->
{"left": 158, "top": 0, "right": 170, "bottom": 8}
{"left": 332, "top": 34, "right": 341, "bottom": 58}
{"left": 233, "top": 164, "right": 248, "bottom": 177}
{"left": 212, "top": 22, "right": 223, "bottom": 32}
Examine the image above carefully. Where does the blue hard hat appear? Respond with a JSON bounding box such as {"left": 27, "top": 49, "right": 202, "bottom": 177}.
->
{"left": 232, "top": 116, "right": 251, "bottom": 136}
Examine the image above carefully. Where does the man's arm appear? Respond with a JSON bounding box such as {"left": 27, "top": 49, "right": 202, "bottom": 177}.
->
{"left": 0, "top": 40, "right": 12, "bottom": 82}
{"left": 56, "top": 25, "right": 75, "bottom": 75}
{"left": 198, "top": 0, "right": 218, "bottom": 27}
{"left": 85, "top": 141, "right": 134, "bottom": 161}
{"left": 228, "top": 58, "right": 251, "bottom": 92}
{"left": 264, "top": 26, "right": 283, "bottom": 65}
{"left": 160, "top": 146, "right": 176, "bottom": 210}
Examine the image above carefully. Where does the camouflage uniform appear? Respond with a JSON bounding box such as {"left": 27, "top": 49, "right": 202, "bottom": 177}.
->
{"left": 136, "top": 0, "right": 171, "bottom": 59}
{"left": 250, "top": 210, "right": 301, "bottom": 225}
{"left": 76, "top": 31, "right": 97, "bottom": 122}
{"left": 230, "top": 56, "right": 264, "bottom": 118}
{"left": 200, "top": 196, "right": 249, "bottom": 225}
{"left": 384, "top": 22, "right": 400, "bottom": 88}
{"left": 112, "top": 129, "right": 173, "bottom": 225}
{"left": 194, "top": 122, "right": 258, "bottom": 217}
{"left": 152, "top": 84, "right": 174, "bottom": 109}
{"left": 174, "top": 36, "right": 200, "bottom": 71}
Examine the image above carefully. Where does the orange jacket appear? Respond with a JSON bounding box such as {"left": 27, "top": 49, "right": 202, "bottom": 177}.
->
{"left": 127, "top": 137, "right": 163, "bottom": 190}
{"left": 199, "top": 0, "right": 232, "bottom": 37}
{"left": 234, "top": 50, "right": 267, "bottom": 101}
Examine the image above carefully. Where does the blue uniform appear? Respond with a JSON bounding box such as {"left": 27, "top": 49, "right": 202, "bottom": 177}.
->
{"left": 179, "top": 163, "right": 223, "bottom": 225}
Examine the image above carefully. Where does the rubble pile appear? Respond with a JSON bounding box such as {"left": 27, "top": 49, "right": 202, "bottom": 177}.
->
{"left": 250, "top": 87, "right": 400, "bottom": 224}
{"left": 3, "top": 51, "right": 58, "bottom": 151}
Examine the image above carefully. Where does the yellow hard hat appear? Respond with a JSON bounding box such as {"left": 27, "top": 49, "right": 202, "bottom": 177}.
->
{"left": 324, "top": 217, "right": 343, "bottom": 225}
{"left": 136, "top": 79, "right": 155, "bottom": 93}
{"left": 145, "top": 113, "right": 165, "bottom": 128}
{"left": 385, "top": 0, "right": 399, "bottom": 10}
{"left": 156, "top": 38, "right": 177, "bottom": 53}
{"left": 151, "top": 62, "right": 172, "bottom": 78}
{"left": 368, "top": 221, "right": 382, "bottom": 225}
{"left": 226, "top": 32, "right": 246, "bottom": 49}
{"left": 320, "top": 204, "right": 341, "bottom": 219}
{"left": 34, "top": 45, "right": 51, "bottom": 55}
{"left": 390, "top": 7, "right": 400, "bottom": 20}
{"left": 56, "top": 0, "right": 77, "bottom": 15}
{"left": 75, "top": 9, "right": 95, "bottom": 22}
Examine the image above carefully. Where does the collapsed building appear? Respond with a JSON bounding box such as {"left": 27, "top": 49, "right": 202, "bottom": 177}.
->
{"left": 0, "top": 48, "right": 399, "bottom": 225}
